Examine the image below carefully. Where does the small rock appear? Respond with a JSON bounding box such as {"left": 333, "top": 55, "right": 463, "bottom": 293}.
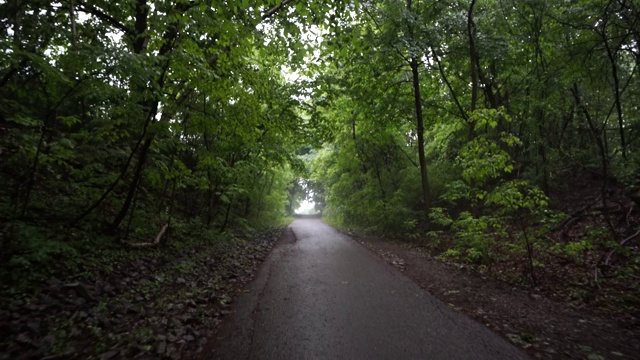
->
{"left": 157, "top": 341, "right": 167, "bottom": 355}
{"left": 41, "top": 335, "right": 55, "bottom": 348}
{"left": 100, "top": 350, "right": 119, "bottom": 360}
{"left": 39, "top": 294, "right": 59, "bottom": 309}
{"left": 69, "top": 297, "right": 86, "bottom": 306}
{"left": 24, "top": 303, "right": 39, "bottom": 312}
{"left": 15, "top": 333, "right": 35, "bottom": 347}
{"left": 26, "top": 320, "right": 41, "bottom": 334}
{"left": 103, "top": 284, "right": 115, "bottom": 295}
{"left": 69, "top": 326, "right": 81, "bottom": 337}
{"left": 47, "top": 278, "right": 62, "bottom": 289}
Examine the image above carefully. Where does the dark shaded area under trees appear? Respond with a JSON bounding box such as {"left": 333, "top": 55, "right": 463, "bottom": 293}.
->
{"left": 1, "top": 0, "right": 640, "bottom": 358}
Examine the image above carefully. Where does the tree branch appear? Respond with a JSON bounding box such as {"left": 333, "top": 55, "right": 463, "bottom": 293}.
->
{"left": 123, "top": 224, "right": 169, "bottom": 248}
{"left": 75, "top": 0, "right": 131, "bottom": 35}
{"left": 262, "top": 0, "right": 297, "bottom": 20}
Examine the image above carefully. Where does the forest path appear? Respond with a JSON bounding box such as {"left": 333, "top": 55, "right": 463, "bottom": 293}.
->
{"left": 206, "top": 219, "right": 528, "bottom": 359}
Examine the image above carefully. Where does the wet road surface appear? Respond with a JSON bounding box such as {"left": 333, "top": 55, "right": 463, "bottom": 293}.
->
{"left": 207, "top": 219, "right": 529, "bottom": 359}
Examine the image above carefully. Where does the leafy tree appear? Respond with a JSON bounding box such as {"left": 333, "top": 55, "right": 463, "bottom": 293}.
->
{"left": 0, "top": 0, "right": 349, "bottom": 288}
{"left": 307, "top": 0, "right": 639, "bottom": 287}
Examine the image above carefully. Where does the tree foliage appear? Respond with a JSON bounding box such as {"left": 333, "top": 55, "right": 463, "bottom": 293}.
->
{"left": 0, "top": 0, "right": 350, "bottom": 289}
{"left": 307, "top": 0, "right": 640, "bottom": 285}
{"left": 1, "top": 0, "right": 639, "bottom": 294}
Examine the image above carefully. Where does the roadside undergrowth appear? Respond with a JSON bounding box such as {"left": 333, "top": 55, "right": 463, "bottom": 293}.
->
{"left": 0, "top": 224, "right": 286, "bottom": 360}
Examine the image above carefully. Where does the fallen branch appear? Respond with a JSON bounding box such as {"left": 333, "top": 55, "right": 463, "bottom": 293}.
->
{"left": 123, "top": 224, "right": 169, "bottom": 248}
{"left": 591, "top": 204, "right": 623, "bottom": 214}
{"left": 62, "top": 282, "right": 95, "bottom": 302}
{"left": 602, "top": 229, "right": 640, "bottom": 267}
{"left": 556, "top": 195, "right": 602, "bottom": 232}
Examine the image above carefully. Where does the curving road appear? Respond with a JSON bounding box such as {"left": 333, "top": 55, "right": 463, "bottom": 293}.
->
{"left": 207, "top": 219, "right": 529, "bottom": 359}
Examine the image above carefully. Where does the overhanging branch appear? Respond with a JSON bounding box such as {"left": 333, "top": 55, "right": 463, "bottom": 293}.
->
{"left": 76, "top": 0, "right": 132, "bottom": 35}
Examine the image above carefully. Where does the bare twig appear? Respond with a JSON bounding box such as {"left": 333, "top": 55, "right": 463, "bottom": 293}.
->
{"left": 76, "top": 0, "right": 131, "bottom": 35}
{"left": 603, "top": 229, "right": 640, "bottom": 267}
{"left": 124, "top": 224, "right": 169, "bottom": 248}
{"left": 556, "top": 195, "right": 602, "bottom": 231}
{"left": 262, "top": 0, "right": 296, "bottom": 20}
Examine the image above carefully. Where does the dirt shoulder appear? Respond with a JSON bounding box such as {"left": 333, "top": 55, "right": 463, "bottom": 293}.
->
{"left": 352, "top": 235, "right": 639, "bottom": 360}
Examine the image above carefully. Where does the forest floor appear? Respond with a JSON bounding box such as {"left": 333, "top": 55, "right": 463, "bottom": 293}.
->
{"left": 353, "top": 234, "right": 640, "bottom": 359}
{"left": 0, "top": 227, "right": 284, "bottom": 360}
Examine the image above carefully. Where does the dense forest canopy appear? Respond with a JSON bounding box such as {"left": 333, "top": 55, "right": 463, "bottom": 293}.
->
{"left": 305, "top": 0, "right": 640, "bottom": 289}
{"left": 1, "top": 0, "right": 639, "bottom": 300}
{"left": 0, "top": 0, "right": 348, "bottom": 270}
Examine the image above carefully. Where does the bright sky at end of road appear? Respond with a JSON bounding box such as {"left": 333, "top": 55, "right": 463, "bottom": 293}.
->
{"left": 296, "top": 199, "right": 316, "bottom": 214}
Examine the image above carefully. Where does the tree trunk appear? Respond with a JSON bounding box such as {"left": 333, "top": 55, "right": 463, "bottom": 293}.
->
{"left": 406, "top": 0, "right": 430, "bottom": 217}
{"left": 410, "top": 56, "right": 431, "bottom": 216}
{"left": 219, "top": 201, "right": 232, "bottom": 233}
{"left": 111, "top": 135, "right": 153, "bottom": 231}
{"left": 467, "top": 0, "right": 479, "bottom": 113}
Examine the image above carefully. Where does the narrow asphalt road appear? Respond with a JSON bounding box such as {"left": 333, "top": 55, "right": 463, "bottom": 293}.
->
{"left": 207, "top": 219, "right": 529, "bottom": 359}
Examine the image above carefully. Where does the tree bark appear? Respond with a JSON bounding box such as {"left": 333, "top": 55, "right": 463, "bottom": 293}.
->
{"left": 410, "top": 56, "right": 431, "bottom": 215}
{"left": 110, "top": 136, "right": 153, "bottom": 230}
{"left": 406, "top": 0, "right": 431, "bottom": 217}
{"left": 467, "top": 0, "right": 479, "bottom": 113}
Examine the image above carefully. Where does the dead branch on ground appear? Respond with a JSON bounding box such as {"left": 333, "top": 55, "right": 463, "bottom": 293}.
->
{"left": 123, "top": 224, "right": 169, "bottom": 248}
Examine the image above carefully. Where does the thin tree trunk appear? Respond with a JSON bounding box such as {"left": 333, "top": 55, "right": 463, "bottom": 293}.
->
{"left": 124, "top": 177, "right": 142, "bottom": 239}
{"left": 406, "top": 0, "right": 431, "bottom": 216}
{"left": 410, "top": 56, "right": 431, "bottom": 215}
{"left": 601, "top": 0, "right": 628, "bottom": 158}
{"left": 111, "top": 135, "right": 153, "bottom": 231}
{"left": 256, "top": 172, "right": 271, "bottom": 216}
{"left": 21, "top": 117, "right": 47, "bottom": 217}
{"left": 219, "top": 201, "right": 232, "bottom": 233}
{"left": 69, "top": 0, "right": 77, "bottom": 49}
{"left": 467, "top": 0, "right": 479, "bottom": 113}
{"left": 604, "top": 38, "right": 626, "bottom": 158}
{"left": 572, "top": 84, "right": 617, "bottom": 239}
{"left": 159, "top": 179, "right": 178, "bottom": 246}
{"left": 69, "top": 113, "right": 152, "bottom": 227}
{"left": 431, "top": 47, "right": 468, "bottom": 121}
